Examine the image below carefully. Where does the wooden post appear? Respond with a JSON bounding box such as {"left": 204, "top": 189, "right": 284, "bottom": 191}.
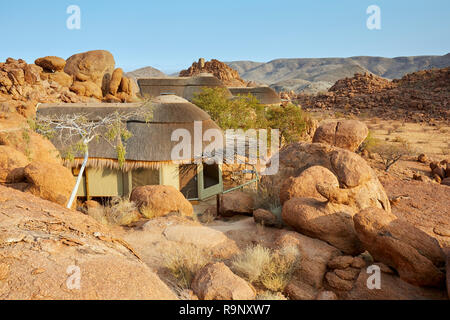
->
{"left": 216, "top": 193, "right": 221, "bottom": 216}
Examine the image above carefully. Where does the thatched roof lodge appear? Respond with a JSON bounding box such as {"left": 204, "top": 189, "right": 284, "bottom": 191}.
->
{"left": 138, "top": 73, "right": 232, "bottom": 101}
{"left": 36, "top": 95, "right": 224, "bottom": 200}
{"left": 228, "top": 86, "right": 281, "bottom": 105}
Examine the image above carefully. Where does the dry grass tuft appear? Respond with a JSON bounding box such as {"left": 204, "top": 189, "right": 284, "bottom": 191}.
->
{"left": 86, "top": 198, "right": 141, "bottom": 226}
{"left": 232, "top": 244, "right": 272, "bottom": 283}
{"left": 163, "top": 244, "right": 211, "bottom": 289}
{"left": 231, "top": 244, "right": 300, "bottom": 293}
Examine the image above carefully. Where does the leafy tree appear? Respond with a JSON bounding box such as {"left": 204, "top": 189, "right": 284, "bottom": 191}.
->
{"left": 192, "top": 87, "right": 267, "bottom": 130}
{"left": 266, "top": 104, "right": 311, "bottom": 144}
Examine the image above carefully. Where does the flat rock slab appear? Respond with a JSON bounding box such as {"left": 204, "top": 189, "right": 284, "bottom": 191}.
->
{"left": 163, "top": 225, "right": 228, "bottom": 248}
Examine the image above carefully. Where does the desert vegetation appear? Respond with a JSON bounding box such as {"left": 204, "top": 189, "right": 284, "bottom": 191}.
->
{"left": 193, "top": 87, "right": 314, "bottom": 144}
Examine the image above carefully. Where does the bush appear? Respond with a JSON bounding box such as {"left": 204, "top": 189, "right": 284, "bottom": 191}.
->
{"left": 163, "top": 244, "right": 210, "bottom": 289}
{"left": 86, "top": 198, "right": 141, "bottom": 226}
{"left": 266, "top": 104, "right": 312, "bottom": 144}
{"left": 192, "top": 87, "right": 267, "bottom": 130}
{"left": 193, "top": 88, "right": 312, "bottom": 145}
{"left": 231, "top": 245, "right": 272, "bottom": 283}
{"left": 358, "top": 130, "right": 378, "bottom": 153}
{"left": 231, "top": 244, "right": 300, "bottom": 292}
{"left": 368, "top": 138, "right": 414, "bottom": 171}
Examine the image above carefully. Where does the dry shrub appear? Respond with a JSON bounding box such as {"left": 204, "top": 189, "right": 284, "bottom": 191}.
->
{"left": 163, "top": 244, "right": 211, "bottom": 289}
{"left": 86, "top": 197, "right": 141, "bottom": 226}
{"left": 107, "top": 198, "right": 141, "bottom": 225}
{"left": 253, "top": 178, "right": 281, "bottom": 212}
{"left": 86, "top": 206, "right": 109, "bottom": 225}
{"left": 231, "top": 245, "right": 272, "bottom": 283}
{"left": 368, "top": 138, "right": 414, "bottom": 171}
{"left": 231, "top": 244, "right": 300, "bottom": 292}
{"left": 259, "top": 246, "right": 301, "bottom": 292}
{"left": 198, "top": 207, "right": 217, "bottom": 224}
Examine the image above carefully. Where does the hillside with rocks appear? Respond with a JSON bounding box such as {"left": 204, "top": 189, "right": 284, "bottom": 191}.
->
{"left": 0, "top": 50, "right": 136, "bottom": 123}
{"left": 290, "top": 68, "right": 450, "bottom": 123}
{"left": 227, "top": 54, "right": 450, "bottom": 93}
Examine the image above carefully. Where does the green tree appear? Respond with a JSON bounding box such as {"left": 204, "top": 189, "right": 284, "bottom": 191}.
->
{"left": 192, "top": 87, "right": 267, "bottom": 130}
{"left": 266, "top": 104, "right": 311, "bottom": 144}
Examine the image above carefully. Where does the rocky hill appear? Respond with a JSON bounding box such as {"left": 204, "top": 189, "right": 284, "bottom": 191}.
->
{"left": 227, "top": 54, "right": 450, "bottom": 93}
{"left": 292, "top": 68, "right": 450, "bottom": 123}
{"left": 180, "top": 58, "right": 247, "bottom": 87}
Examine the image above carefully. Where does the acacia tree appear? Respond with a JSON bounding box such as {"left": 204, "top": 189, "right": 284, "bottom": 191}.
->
{"left": 33, "top": 106, "right": 152, "bottom": 209}
{"left": 369, "top": 139, "right": 414, "bottom": 172}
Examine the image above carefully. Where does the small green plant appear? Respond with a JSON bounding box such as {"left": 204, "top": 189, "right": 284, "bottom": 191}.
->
{"left": 358, "top": 130, "right": 379, "bottom": 153}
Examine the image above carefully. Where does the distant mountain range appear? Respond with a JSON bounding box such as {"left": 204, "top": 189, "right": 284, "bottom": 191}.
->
{"left": 125, "top": 66, "right": 167, "bottom": 79}
{"left": 227, "top": 54, "right": 450, "bottom": 93}
{"left": 127, "top": 54, "right": 450, "bottom": 94}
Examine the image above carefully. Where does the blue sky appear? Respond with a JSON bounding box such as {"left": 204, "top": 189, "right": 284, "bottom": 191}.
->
{"left": 1, "top": 0, "right": 449, "bottom": 73}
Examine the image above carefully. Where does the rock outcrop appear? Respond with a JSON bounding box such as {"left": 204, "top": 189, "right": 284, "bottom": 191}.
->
{"left": 263, "top": 142, "right": 390, "bottom": 254}
{"left": 279, "top": 165, "right": 339, "bottom": 204}
{"left": 130, "top": 185, "right": 194, "bottom": 218}
{"left": 23, "top": 161, "right": 75, "bottom": 207}
{"left": 180, "top": 58, "right": 247, "bottom": 87}
{"left": 0, "top": 185, "right": 177, "bottom": 300}
{"left": 191, "top": 262, "right": 255, "bottom": 300}
{"left": 219, "top": 191, "right": 254, "bottom": 217}
{"left": 293, "top": 68, "right": 450, "bottom": 123}
{"left": 353, "top": 207, "right": 446, "bottom": 287}
{"left": 312, "top": 120, "right": 368, "bottom": 152}
{"left": 282, "top": 197, "right": 364, "bottom": 255}
{"left": 276, "top": 231, "right": 341, "bottom": 299}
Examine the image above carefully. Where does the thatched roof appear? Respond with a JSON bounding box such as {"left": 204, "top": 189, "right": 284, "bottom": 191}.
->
{"left": 36, "top": 95, "right": 223, "bottom": 170}
{"left": 229, "top": 86, "right": 281, "bottom": 105}
{"left": 138, "top": 74, "right": 232, "bottom": 101}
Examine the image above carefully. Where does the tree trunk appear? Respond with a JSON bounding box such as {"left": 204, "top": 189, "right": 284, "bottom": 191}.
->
{"left": 66, "top": 146, "right": 88, "bottom": 209}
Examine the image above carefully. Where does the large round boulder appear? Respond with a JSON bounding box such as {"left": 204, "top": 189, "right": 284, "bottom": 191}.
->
{"left": 47, "top": 71, "right": 73, "bottom": 88}
{"left": 109, "top": 68, "right": 123, "bottom": 95}
{"left": 192, "top": 262, "right": 255, "bottom": 300}
{"left": 313, "top": 120, "right": 369, "bottom": 152}
{"left": 0, "top": 185, "right": 177, "bottom": 300}
{"left": 264, "top": 142, "right": 390, "bottom": 214}
{"left": 353, "top": 207, "right": 445, "bottom": 287}
{"left": 130, "top": 185, "right": 194, "bottom": 218}
{"left": 279, "top": 165, "right": 339, "bottom": 204}
{"left": 35, "top": 56, "right": 66, "bottom": 72}
{"left": 0, "top": 146, "right": 29, "bottom": 183}
{"left": 219, "top": 191, "right": 254, "bottom": 217}
{"left": 0, "top": 131, "right": 62, "bottom": 165}
{"left": 23, "top": 161, "right": 75, "bottom": 207}
{"left": 282, "top": 197, "right": 364, "bottom": 255}
{"left": 64, "top": 50, "right": 115, "bottom": 93}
